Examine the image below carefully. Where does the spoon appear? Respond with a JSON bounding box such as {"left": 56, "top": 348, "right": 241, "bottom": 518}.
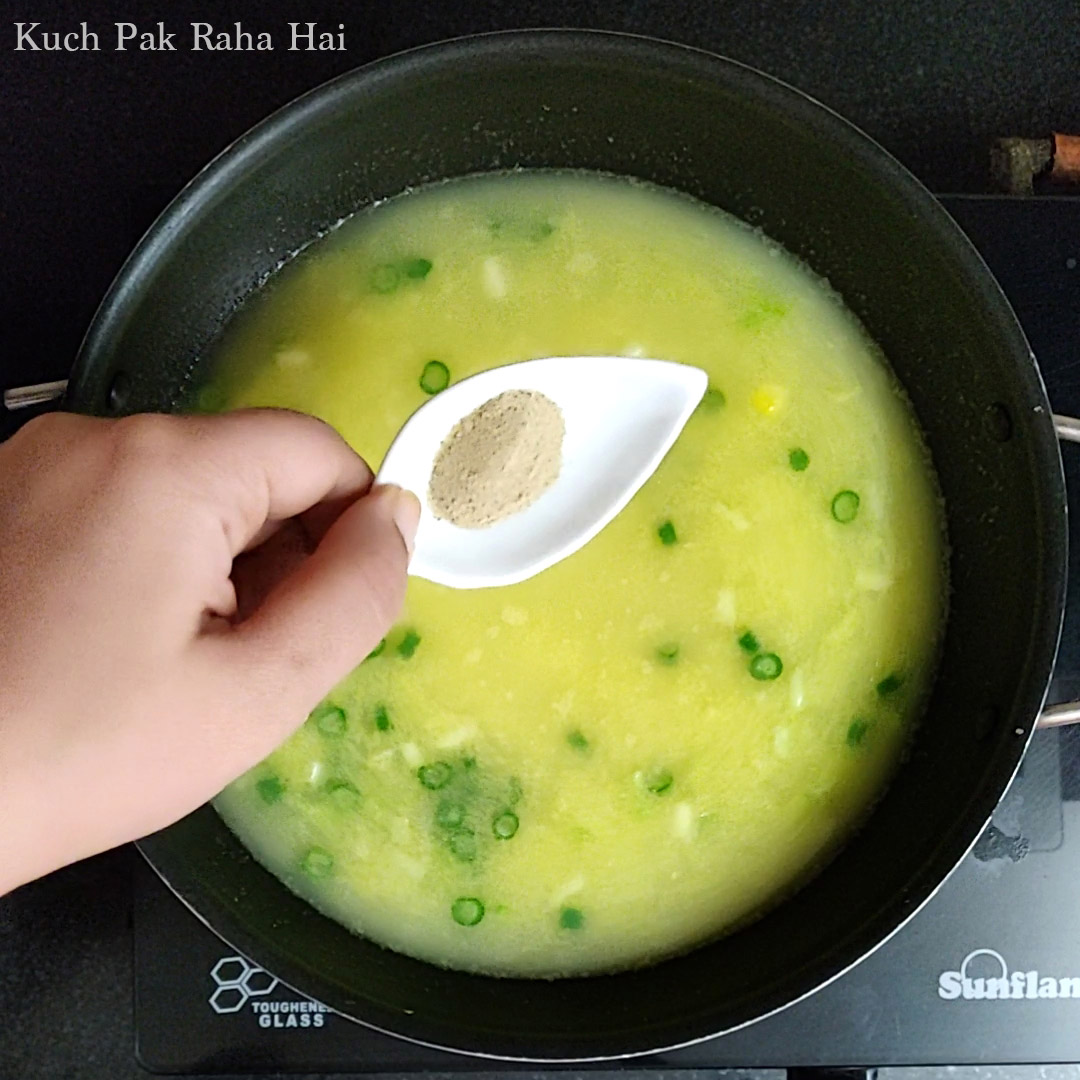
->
{"left": 376, "top": 355, "right": 708, "bottom": 589}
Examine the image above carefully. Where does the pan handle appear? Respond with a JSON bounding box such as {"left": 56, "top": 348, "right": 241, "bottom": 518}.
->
{"left": 4, "top": 379, "right": 68, "bottom": 410}
{"left": 1037, "top": 414, "right": 1080, "bottom": 728}
{"left": 1055, "top": 413, "right": 1080, "bottom": 444}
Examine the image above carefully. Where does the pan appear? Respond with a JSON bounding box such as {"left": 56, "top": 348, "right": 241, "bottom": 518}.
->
{"left": 6, "top": 29, "right": 1078, "bottom": 1063}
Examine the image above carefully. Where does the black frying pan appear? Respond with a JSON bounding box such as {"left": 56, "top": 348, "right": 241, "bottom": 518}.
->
{"left": 12, "top": 29, "right": 1076, "bottom": 1062}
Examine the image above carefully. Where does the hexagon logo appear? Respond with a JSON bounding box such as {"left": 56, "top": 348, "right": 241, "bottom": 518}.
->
{"left": 243, "top": 967, "right": 278, "bottom": 997}
{"left": 209, "top": 985, "right": 247, "bottom": 1014}
{"left": 209, "top": 955, "right": 279, "bottom": 1014}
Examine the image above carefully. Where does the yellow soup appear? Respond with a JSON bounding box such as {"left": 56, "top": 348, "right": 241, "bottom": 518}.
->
{"left": 208, "top": 171, "right": 946, "bottom": 977}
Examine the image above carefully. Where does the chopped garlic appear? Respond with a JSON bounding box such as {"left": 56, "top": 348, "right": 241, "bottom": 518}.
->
{"left": 399, "top": 742, "right": 423, "bottom": 768}
{"left": 274, "top": 347, "right": 311, "bottom": 369}
{"left": 369, "top": 749, "right": 396, "bottom": 770}
{"left": 394, "top": 853, "right": 427, "bottom": 880}
{"left": 790, "top": 667, "right": 806, "bottom": 710}
{"left": 551, "top": 875, "right": 585, "bottom": 905}
{"left": 828, "top": 384, "right": 863, "bottom": 403}
{"left": 551, "top": 691, "right": 575, "bottom": 718}
{"left": 673, "top": 802, "right": 696, "bottom": 842}
{"left": 856, "top": 568, "right": 894, "bottom": 592}
{"left": 501, "top": 605, "right": 529, "bottom": 626}
{"left": 714, "top": 588, "right": 737, "bottom": 626}
{"left": 437, "top": 726, "right": 477, "bottom": 749}
{"left": 774, "top": 726, "right": 792, "bottom": 758}
{"left": 568, "top": 251, "right": 598, "bottom": 275}
{"left": 714, "top": 502, "right": 751, "bottom": 531}
{"left": 463, "top": 647, "right": 483, "bottom": 666}
{"left": 482, "top": 256, "right": 508, "bottom": 299}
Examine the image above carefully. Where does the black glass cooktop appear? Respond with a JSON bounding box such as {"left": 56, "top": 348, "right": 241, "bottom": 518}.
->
{"left": 122, "top": 195, "right": 1079, "bottom": 1072}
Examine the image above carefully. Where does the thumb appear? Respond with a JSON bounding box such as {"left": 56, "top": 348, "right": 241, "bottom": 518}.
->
{"left": 225, "top": 484, "right": 420, "bottom": 722}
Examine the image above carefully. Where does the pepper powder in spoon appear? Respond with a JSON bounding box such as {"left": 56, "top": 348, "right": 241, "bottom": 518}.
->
{"left": 428, "top": 389, "right": 565, "bottom": 528}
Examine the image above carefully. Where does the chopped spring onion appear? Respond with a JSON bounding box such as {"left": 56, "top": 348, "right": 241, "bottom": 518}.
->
{"left": 418, "top": 762, "right": 453, "bottom": 790}
{"left": 489, "top": 217, "right": 555, "bottom": 241}
{"left": 847, "top": 718, "right": 872, "bottom": 748}
{"left": 492, "top": 810, "right": 519, "bottom": 839}
{"left": 789, "top": 448, "right": 810, "bottom": 471}
{"left": 448, "top": 829, "right": 478, "bottom": 862}
{"left": 403, "top": 257, "right": 433, "bottom": 279}
{"left": 397, "top": 629, "right": 421, "bottom": 658}
{"left": 831, "top": 490, "right": 861, "bottom": 523}
{"left": 657, "top": 520, "right": 678, "bottom": 546}
{"left": 643, "top": 768, "right": 674, "bottom": 795}
{"left": 300, "top": 847, "right": 334, "bottom": 878}
{"left": 451, "top": 897, "right": 485, "bottom": 926}
{"left": 507, "top": 777, "right": 523, "bottom": 805}
{"left": 311, "top": 703, "right": 347, "bottom": 737}
{"left": 326, "top": 779, "right": 361, "bottom": 807}
{"left": 559, "top": 906, "right": 585, "bottom": 930}
{"left": 567, "top": 730, "right": 589, "bottom": 751}
{"left": 656, "top": 643, "right": 680, "bottom": 665}
{"left": 255, "top": 776, "right": 285, "bottom": 804}
{"left": 700, "top": 386, "right": 727, "bottom": 410}
{"left": 366, "top": 638, "right": 386, "bottom": 659}
{"left": 374, "top": 704, "right": 392, "bottom": 732}
{"left": 737, "top": 630, "right": 760, "bottom": 654}
{"left": 877, "top": 673, "right": 904, "bottom": 697}
{"left": 370, "top": 264, "right": 400, "bottom": 294}
{"left": 436, "top": 800, "right": 466, "bottom": 829}
{"left": 742, "top": 296, "right": 788, "bottom": 329}
{"left": 419, "top": 360, "right": 450, "bottom": 395}
{"left": 750, "top": 652, "right": 783, "bottom": 681}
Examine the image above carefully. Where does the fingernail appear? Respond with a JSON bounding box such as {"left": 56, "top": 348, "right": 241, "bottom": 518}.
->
{"left": 382, "top": 485, "right": 421, "bottom": 558}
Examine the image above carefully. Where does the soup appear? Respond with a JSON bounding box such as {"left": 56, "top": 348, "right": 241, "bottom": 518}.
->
{"left": 207, "top": 172, "right": 946, "bottom": 977}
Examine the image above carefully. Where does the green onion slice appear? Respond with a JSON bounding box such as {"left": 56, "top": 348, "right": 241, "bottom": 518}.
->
{"left": 419, "top": 361, "right": 450, "bottom": 395}
{"left": 831, "top": 490, "right": 860, "bottom": 523}
{"left": 300, "top": 847, "right": 334, "bottom": 878}
{"left": 492, "top": 810, "right": 519, "bottom": 839}
{"left": 255, "top": 776, "right": 285, "bottom": 804}
{"left": 559, "top": 906, "right": 585, "bottom": 930}
{"left": 749, "top": 653, "right": 783, "bottom": 681}
{"left": 451, "top": 897, "right": 485, "bottom": 926}
{"left": 311, "top": 703, "right": 347, "bottom": 737}
{"left": 789, "top": 448, "right": 810, "bottom": 471}
{"left": 418, "top": 762, "right": 453, "bottom": 790}
{"left": 371, "top": 264, "right": 400, "bottom": 293}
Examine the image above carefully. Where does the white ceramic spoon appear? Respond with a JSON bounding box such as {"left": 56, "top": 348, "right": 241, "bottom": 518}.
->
{"left": 376, "top": 355, "right": 708, "bottom": 589}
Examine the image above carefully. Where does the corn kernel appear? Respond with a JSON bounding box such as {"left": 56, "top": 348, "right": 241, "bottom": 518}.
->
{"left": 751, "top": 385, "right": 784, "bottom": 414}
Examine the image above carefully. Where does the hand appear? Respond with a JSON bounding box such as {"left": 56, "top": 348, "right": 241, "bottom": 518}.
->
{"left": 0, "top": 409, "right": 419, "bottom": 895}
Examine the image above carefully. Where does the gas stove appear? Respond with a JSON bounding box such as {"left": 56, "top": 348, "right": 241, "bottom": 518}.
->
{"left": 120, "top": 196, "right": 1080, "bottom": 1074}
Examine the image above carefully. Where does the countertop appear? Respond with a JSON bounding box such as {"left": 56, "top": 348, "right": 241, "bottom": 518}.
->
{"left": 1, "top": 1, "right": 1077, "bottom": 1076}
